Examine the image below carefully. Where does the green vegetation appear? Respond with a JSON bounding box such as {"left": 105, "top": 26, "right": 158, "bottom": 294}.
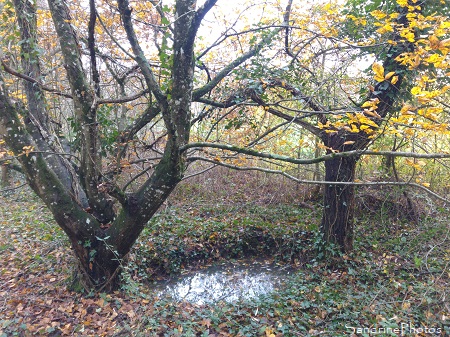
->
{"left": 1, "top": 176, "right": 448, "bottom": 336}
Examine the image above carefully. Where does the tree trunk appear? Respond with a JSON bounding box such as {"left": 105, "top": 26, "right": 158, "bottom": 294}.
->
{"left": 69, "top": 237, "right": 121, "bottom": 292}
{"left": 1, "top": 165, "right": 10, "bottom": 188}
{"left": 320, "top": 156, "right": 357, "bottom": 253}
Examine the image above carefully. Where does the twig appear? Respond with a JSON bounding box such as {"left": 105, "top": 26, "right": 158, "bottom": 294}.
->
{"left": 0, "top": 183, "right": 27, "bottom": 193}
{"left": 187, "top": 156, "right": 450, "bottom": 203}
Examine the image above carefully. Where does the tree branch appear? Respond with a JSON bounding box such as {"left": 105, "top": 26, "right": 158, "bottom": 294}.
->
{"left": 88, "top": 0, "right": 101, "bottom": 97}
{"left": 1, "top": 60, "right": 72, "bottom": 99}
{"left": 188, "top": 156, "right": 450, "bottom": 204}
{"left": 193, "top": 28, "right": 281, "bottom": 99}
{"left": 182, "top": 142, "right": 450, "bottom": 165}
{"left": 117, "top": 0, "right": 167, "bottom": 105}
{"left": 188, "top": 0, "right": 219, "bottom": 48}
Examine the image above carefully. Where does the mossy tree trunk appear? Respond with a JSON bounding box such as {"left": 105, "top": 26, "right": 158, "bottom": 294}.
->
{"left": 0, "top": 0, "right": 224, "bottom": 291}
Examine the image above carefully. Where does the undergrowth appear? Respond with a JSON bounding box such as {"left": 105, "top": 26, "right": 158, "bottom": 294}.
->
{"left": 130, "top": 203, "right": 317, "bottom": 277}
{"left": 0, "top": 181, "right": 449, "bottom": 336}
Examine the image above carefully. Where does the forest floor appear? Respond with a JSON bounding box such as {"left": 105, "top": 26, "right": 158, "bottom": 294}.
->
{"left": 0, "top": 180, "right": 449, "bottom": 336}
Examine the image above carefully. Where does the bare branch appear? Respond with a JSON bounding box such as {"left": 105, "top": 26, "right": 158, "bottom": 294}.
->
{"left": 1, "top": 61, "right": 73, "bottom": 99}
{"left": 98, "top": 89, "right": 150, "bottom": 104}
{"left": 88, "top": 0, "right": 100, "bottom": 97}
{"left": 189, "top": 0, "right": 219, "bottom": 46}
{"left": 182, "top": 142, "right": 450, "bottom": 165}
{"left": 189, "top": 156, "right": 450, "bottom": 203}
{"left": 117, "top": 0, "right": 167, "bottom": 105}
{"left": 193, "top": 28, "right": 281, "bottom": 99}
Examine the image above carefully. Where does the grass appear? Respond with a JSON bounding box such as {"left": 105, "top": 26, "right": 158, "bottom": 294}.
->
{"left": 0, "top": 175, "right": 449, "bottom": 336}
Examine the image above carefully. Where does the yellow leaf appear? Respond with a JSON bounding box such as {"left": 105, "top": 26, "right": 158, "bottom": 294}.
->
{"left": 411, "top": 86, "right": 422, "bottom": 95}
{"left": 370, "top": 10, "right": 386, "bottom": 20}
{"left": 413, "top": 54, "right": 421, "bottom": 68}
{"left": 401, "top": 104, "right": 416, "bottom": 115}
{"left": 364, "top": 110, "right": 382, "bottom": 118}
{"left": 377, "top": 23, "right": 394, "bottom": 34}
{"left": 372, "top": 63, "right": 385, "bottom": 82}
{"left": 385, "top": 71, "right": 396, "bottom": 80}
{"left": 429, "top": 35, "right": 440, "bottom": 49}
{"left": 343, "top": 141, "right": 355, "bottom": 145}
{"left": 391, "top": 75, "right": 399, "bottom": 85}
{"left": 350, "top": 124, "right": 360, "bottom": 133}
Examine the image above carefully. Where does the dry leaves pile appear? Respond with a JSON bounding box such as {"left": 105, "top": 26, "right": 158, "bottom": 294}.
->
{"left": 0, "top": 195, "right": 153, "bottom": 336}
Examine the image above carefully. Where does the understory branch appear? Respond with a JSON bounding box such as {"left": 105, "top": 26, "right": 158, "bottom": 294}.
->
{"left": 188, "top": 156, "right": 450, "bottom": 203}
{"left": 182, "top": 142, "right": 450, "bottom": 165}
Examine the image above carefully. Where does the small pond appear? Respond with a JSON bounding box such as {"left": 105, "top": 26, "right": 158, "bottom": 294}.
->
{"left": 152, "top": 260, "right": 294, "bottom": 304}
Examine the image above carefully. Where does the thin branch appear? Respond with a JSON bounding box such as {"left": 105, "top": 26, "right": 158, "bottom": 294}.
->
{"left": 196, "top": 4, "right": 268, "bottom": 60}
{"left": 0, "top": 183, "right": 27, "bottom": 193}
{"left": 182, "top": 142, "right": 450, "bottom": 165}
{"left": 96, "top": 10, "right": 135, "bottom": 60}
{"left": 253, "top": 98, "right": 321, "bottom": 136}
{"left": 1, "top": 61, "right": 72, "bottom": 98}
{"left": 88, "top": 0, "right": 101, "bottom": 97}
{"left": 188, "top": 156, "right": 450, "bottom": 203}
{"left": 264, "top": 78, "right": 328, "bottom": 124}
{"left": 188, "top": 0, "right": 219, "bottom": 47}
{"left": 247, "top": 121, "right": 290, "bottom": 147}
{"left": 269, "top": 106, "right": 321, "bottom": 136}
{"left": 9, "top": 150, "right": 80, "bottom": 162}
{"left": 98, "top": 89, "right": 149, "bottom": 104}
{"left": 193, "top": 28, "right": 281, "bottom": 99}
{"left": 182, "top": 164, "right": 217, "bottom": 180}
{"left": 2, "top": 59, "right": 149, "bottom": 105}
{"left": 117, "top": 0, "right": 167, "bottom": 105}
{"left": 122, "top": 164, "right": 154, "bottom": 191}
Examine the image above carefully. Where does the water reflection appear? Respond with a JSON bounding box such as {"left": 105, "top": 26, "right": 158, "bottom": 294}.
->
{"left": 154, "top": 261, "right": 292, "bottom": 304}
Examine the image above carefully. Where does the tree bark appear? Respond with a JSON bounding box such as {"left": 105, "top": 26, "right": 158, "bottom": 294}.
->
{"left": 320, "top": 156, "right": 357, "bottom": 253}
{"left": 0, "top": 165, "right": 9, "bottom": 188}
{"left": 317, "top": 2, "right": 418, "bottom": 253}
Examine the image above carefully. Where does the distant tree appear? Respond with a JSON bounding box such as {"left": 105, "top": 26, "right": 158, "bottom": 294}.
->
{"left": 184, "top": 0, "right": 450, "bottom": 253}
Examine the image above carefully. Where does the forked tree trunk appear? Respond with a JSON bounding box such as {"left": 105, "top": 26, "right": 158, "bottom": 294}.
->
{"left": 69, "top": 237, "right": 122, "bottom": 292}
{"left": 320, "top": 156, "right": 357, "bottom": 253}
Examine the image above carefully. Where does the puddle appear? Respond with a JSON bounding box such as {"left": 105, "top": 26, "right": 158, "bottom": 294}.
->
{"left": 153, "top": 260, "right": 293, "bottom": 304}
